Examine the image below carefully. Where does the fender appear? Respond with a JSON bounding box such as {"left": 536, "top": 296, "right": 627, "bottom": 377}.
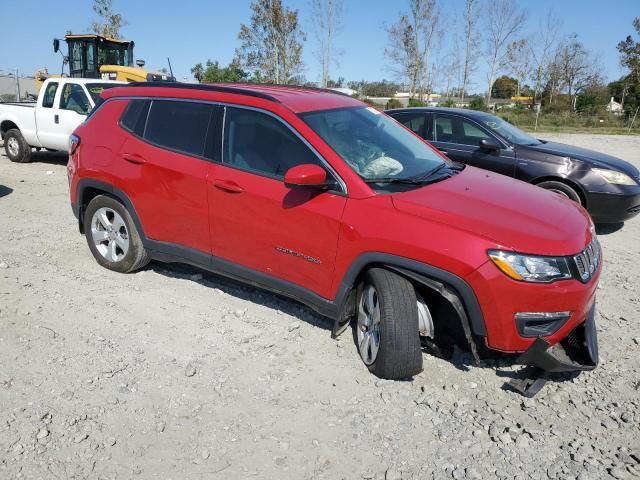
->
{"left": 331, "top": 252, "right": 486, "bottom": 339}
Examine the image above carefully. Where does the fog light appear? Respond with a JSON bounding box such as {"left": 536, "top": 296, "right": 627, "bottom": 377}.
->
{"left": 515, "top": 311, "right": 572, "bottom": 337}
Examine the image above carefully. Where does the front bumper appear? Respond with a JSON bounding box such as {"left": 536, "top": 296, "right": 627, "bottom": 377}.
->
{"left": 586, "top": 184, "right": 640, "bottom": 223}
{"left": 515, "top": 301, "right": 598, "bottom": 372}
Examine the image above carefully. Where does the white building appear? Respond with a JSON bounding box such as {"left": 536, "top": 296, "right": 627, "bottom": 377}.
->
{"left": 606, "top": 97, "right": 623, "bottom": 115}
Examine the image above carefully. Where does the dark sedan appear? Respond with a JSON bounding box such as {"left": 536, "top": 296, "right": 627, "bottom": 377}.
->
{"left": 386, "top": 107, "right": 640, "bottom": 223}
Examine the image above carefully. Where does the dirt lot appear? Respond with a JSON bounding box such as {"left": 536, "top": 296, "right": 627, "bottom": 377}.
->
{"left": 0, "top": 134, "right": 639, "bottom": 480}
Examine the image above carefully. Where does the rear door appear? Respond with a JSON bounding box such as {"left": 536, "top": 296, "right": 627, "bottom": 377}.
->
{"left": 116, "top": 99, "right": 215, "bottom": 254}
{"left": 206, "top": 105, "right": 347, "bottom": 298}
{"left": 431, "top": 113, "right": 516, "bottom": 176}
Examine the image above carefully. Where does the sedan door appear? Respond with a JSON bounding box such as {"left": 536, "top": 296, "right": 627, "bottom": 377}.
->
{"left": 207, "top": 105, "right": 347, "bottom": 299}
{"left": 431, "top": 113, "right": 516, "bottom": 177}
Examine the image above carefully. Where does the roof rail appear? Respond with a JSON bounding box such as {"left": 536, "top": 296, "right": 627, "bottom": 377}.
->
{"left": 126, "top": 82, "right": 280, "bottom": 103}
{"left": 216, "top": 82, "right": 353, "bottom": 98}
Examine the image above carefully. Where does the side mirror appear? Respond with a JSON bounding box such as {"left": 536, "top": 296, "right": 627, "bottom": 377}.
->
{"left": 284, "top": 164, "right": 329, "bottom": 190}
{"left": 479, "top": 138, "right": 501, "bottom": 152}
{"left": 53, "top": 38, "right": 59, "bottom": 53}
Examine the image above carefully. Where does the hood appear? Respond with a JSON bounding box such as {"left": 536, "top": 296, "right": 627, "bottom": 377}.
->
{"left": 521, "top": 141, "right": 640, "bottom": 177}
{"left": 391, "top": 166, "right": 593, "bottom": 256}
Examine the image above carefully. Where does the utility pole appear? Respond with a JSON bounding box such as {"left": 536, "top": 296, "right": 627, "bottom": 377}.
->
{"left": 15, "top": 68, "right": 21, "bottom": 101}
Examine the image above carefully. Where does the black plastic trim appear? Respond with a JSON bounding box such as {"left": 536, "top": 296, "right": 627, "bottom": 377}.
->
{"left": 124, "top": 82, "right": 281, "bottom": 103}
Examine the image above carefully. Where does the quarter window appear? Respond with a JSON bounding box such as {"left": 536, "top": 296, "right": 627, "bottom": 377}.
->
{"left": 42, "top": 82, "right": 59, "bottom": 109}
{"left": 223, "top": 107, "right": 320, "bottom": 178}
{"left": 120, "top": 99, "right": 151, "bottom": 136}
{"left": 59, "top": 83, "right": 90, "bottom": 114}
{"left": 144, "top": 100, "right": 212, "bottom": 157}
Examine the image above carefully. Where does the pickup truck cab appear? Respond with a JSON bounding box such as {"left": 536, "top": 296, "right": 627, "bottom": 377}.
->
{"left": 0, "top": 78, "right": 124, "bottom": 162}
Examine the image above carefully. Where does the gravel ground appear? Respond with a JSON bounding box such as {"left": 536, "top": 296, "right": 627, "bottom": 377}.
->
{"left": 0, "top": 134, "right": 639, "bottom": 480}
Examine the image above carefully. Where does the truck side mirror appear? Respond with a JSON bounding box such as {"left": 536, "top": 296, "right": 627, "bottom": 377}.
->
{"left": 53, "top": 39, "right": 59, "bottom": 53}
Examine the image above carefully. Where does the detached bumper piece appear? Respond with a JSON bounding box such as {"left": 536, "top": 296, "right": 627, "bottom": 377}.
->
{"left": 507, "top": 304, "right": 598, "bottom": 397}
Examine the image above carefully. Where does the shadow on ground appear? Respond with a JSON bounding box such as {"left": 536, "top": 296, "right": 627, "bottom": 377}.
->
{"left": 149, "top": 261, "right": 333, "bottom": 331}
{"left": 0, "top": 185, "right": 13, "bottom": 198}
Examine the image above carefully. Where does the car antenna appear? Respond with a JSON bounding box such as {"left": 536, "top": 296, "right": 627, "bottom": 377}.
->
{"left": 167, "top": 57, "right": 174, "bottom": 80}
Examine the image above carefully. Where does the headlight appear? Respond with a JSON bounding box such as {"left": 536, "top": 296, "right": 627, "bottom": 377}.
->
{"left": 488, "top": 250, "right": 572, "bottom": 283}
{"left": 592, "top": 168, "right": 637, "bottom": 185}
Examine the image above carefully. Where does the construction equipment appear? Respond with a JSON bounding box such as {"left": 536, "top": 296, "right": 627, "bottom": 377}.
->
{"left": 35, "top": 34, "right": 175, "bottom": 91}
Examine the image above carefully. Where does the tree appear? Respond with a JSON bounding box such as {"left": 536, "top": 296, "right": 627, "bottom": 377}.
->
{"left": 385, "top": 0, "right": 440, "bottom": 100}
{"left": 236, "top": 0, "right": 306, "bottom": 84}
{"left": 617, "top": 17, "right": 640, "bottom": 84}
{"left": 492, "top": 75, "right": 518, "bottom": 98}
{"left": 460, "top": 0, "right": 480, "bottom": 102}
{"left": 89, "top": 0, "right": 127, "bottom": 39}
{"left": 310, "top": 0, "right": 343, "bottom": 88}
{"left": 506, "top": 38, "right": 531, "bottom": 97}
{"left": 191, "top": 60, "right": 249, "bottom": 83}
{"left": 483, "top": 0, "right": 526, "bottom": 106}
{"left": 529, "top": 9, "right": 562, "bottom": 103}
{"left": 555, "top": 34, "right": 600, "bottom": 111}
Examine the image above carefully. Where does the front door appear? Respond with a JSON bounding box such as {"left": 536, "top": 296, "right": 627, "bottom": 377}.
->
{"left": 431, "top": 114, "right": 516, "bottom": 177}
{"left": 207, "top": 106, "right": 347, "bottom": 298}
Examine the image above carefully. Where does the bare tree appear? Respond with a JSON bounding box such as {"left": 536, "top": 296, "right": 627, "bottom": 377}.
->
{"left": 529, "top": 9, "right": 562, "bottom": 102}
{"left": 484, "top": 0, "right": 526, "bottom": 106}
{"left": 89, "top": 0, "right": 127, "bottom": 39}
{"left": 385, "top": 0, "right": 440, "bottom": 100}
{"left": 310, "top": 0, "right": 343, "bottom": 88}
{"left": 460, "top": 0, "right": 480, "bottom": 102}
{"left": 236, "top": 0, "right": 306, "bottom": 84}
{"left": 506, "top": 38, "right": 532, "bottom": 97}
{"left": 555, "top": 34, "right": 601, "bottom": 111}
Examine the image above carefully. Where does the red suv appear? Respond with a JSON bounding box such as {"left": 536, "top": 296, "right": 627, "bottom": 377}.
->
{"left": 68, "top": 83, "right": 601, "bottom": 394}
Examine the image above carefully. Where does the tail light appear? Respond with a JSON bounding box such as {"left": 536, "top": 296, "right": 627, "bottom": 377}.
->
{"left": 69, "top": 134, "right": 81, "bottom": 155}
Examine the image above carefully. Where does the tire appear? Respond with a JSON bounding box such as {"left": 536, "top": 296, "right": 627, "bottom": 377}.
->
{"left": 354, "top": 268, "right": 423, "bottom": 379}
{"left": 3, "top": 129, "right": 32, "bottom": 163}
{"left": 84, "top": 195, "right": 150, "bottom": 273}
{"left": 537, "top": 180, "right": 582, "bottom": 205}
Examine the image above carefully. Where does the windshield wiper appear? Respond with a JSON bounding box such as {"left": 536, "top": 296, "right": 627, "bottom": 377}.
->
{"left": 363, "top": 163, "right": 461, "bottom": 186}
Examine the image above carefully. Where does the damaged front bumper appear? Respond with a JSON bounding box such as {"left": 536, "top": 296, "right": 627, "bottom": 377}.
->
{"left": 508, "top": 302, "right": 598, "bottom": 396}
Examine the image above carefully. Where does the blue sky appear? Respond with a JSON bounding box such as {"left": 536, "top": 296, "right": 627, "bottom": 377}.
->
{"left": 1, "top": 0, "right": 637, "bottom": 93}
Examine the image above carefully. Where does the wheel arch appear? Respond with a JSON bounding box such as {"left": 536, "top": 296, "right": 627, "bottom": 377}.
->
{"left": 76, "top": 179, "right": 146, "bottom": 239}
{"left": 332, "top": 253, "right": 487, "bottom": 351}
{"left": 1, "top": 120, "right": 20, "bottom": 139}
{"left": 531, "top": 176, "right": 588, "bottom": 209}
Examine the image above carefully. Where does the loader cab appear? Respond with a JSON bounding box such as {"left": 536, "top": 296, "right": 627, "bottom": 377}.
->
{"left": 58, "top": 34, "right": 134, "bottom": 79}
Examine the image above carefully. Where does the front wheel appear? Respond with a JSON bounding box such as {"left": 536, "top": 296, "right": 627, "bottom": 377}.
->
{"left": 537, "top": 180, "right": 582, "bottom": 205}
{"left": 355, "top": 268, "right": 423, "bottom": 379}
{"left": 4, "top": 129, "right": 32, "bottom": 163}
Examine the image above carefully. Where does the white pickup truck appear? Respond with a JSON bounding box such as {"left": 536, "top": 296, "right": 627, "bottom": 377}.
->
{"left": 0, "top": 78, "right": 124, "bottom": 162}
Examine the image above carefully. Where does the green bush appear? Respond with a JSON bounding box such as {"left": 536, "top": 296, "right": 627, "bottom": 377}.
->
{"left": 468, "top": 97, "right": 486, "bottom": 111}
{"left": 408, "top": 98, "right": 426, "bottom": 107}
{"left": 438, "top": 99, "right": 456, "bottom": 108}
{"left": 386, "top": 98, "right": 403, "bottom": 109}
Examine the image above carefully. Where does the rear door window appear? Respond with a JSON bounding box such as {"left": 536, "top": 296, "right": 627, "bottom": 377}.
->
{"left": 434, "top": 115, "right": 455, "bottom": 143}
{"left": 144, "top": 100, "right": 213, "bottom": 157}
{"left": 393, "top": 112, "right": 426, "bottom": 138}
{"left": 42, "top": 82, "right": 59, "bottom": 108}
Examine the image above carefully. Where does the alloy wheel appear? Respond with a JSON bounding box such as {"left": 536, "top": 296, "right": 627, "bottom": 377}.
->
{"left": 357, "top": 284, "right": 381, "bottom": 365}
{"left": 90, "top": 207, "right": 129, "bottom": 262}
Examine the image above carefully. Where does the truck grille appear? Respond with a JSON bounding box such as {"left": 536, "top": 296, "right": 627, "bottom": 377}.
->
{"left": 573, "top": 238, "right": 600, "bottom": 283}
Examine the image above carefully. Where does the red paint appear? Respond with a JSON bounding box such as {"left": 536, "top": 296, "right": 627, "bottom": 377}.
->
{"left": 69, "top": 83, "right": 600, "bottom": 354}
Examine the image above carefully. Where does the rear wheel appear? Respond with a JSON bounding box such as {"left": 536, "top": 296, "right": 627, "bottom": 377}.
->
{"left": 537, "top": 180, "right": 582, "bottom": 205}
{"left": 355, "top": 268, "right": 423, "bottom": 379}
{"left": 84, "top": 195, "right": 150, "bottom": 273}
{"left": 4, "top": 129, "right": 32, "bottom": 163}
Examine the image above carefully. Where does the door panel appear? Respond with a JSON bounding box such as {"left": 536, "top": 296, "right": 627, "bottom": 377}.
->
{"left": 207, "top": 106, "right": 347, "bottom": 298}
{"left": 432, "top": 114, "right": 516, "bottom": 176}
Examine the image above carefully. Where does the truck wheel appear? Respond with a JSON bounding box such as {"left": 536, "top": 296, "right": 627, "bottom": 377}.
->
{"left": 537, "top": 181, "right": 582, "bottom": 205}
{"left": 355, "top": 268, "right": 423, "bottom": 379}
{"left": 4, "top": 129, "right": 32, "bottom": 163}
{"left": 84, "top": 195, "right": 150, "bottom": 273}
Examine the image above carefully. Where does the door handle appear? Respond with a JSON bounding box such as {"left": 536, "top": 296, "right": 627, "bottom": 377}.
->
{"left": 54, "top": 114, "right": 59, "bottom": 124}
{"left": 122, "top": 153, "right": 146, "bottom": 165}
{"left": 213, "top": 180, "right": 244, "bottom": 193}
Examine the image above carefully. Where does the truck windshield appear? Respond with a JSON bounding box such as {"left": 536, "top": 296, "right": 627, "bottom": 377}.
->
{"left": 85, "top": 83, "right": 122, "bottom": 103}
{"left": 300, "top": 107, "right": 445, "bottom": 181}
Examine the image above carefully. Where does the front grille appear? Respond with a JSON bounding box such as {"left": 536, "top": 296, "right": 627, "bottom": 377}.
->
{"left": 573, "top": 237, "right": 600, "bottom": 283}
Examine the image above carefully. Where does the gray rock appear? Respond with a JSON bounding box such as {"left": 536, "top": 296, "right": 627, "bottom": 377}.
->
{"left": 61, "top": 390, "right": 74, "bottom": 401}
{"left": 452, "top": 467, "right": 465, "bottom": 479}
{"left": 155, "top": 421, "right": 166, "bottom": 433}
{"left": 0, "top": 262, "right": 8, "bottom": 269}
{"left": 185, "top": 363, "right": 197, "bottom": 377}
{"left": 36, "top": 427, "right": 49, "bottom": 439}
{"left": 288, "top": 322, "right": 300, "bottom": 332}
{"left": 385, "top": 469, "right": 402, "bottom": 480}
{"left": 74, "top": 433, "right": 89, "bottom": 443}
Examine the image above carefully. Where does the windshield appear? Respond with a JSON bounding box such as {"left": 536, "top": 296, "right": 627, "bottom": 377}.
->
{"left": 479, "top": 115, "right": 541, "bottom": 146}
{"left": 300, "top": 107, "right": 445, "bottom": 180}
{"left": 85, "top": 83, "right": 122, "bottom": 103}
